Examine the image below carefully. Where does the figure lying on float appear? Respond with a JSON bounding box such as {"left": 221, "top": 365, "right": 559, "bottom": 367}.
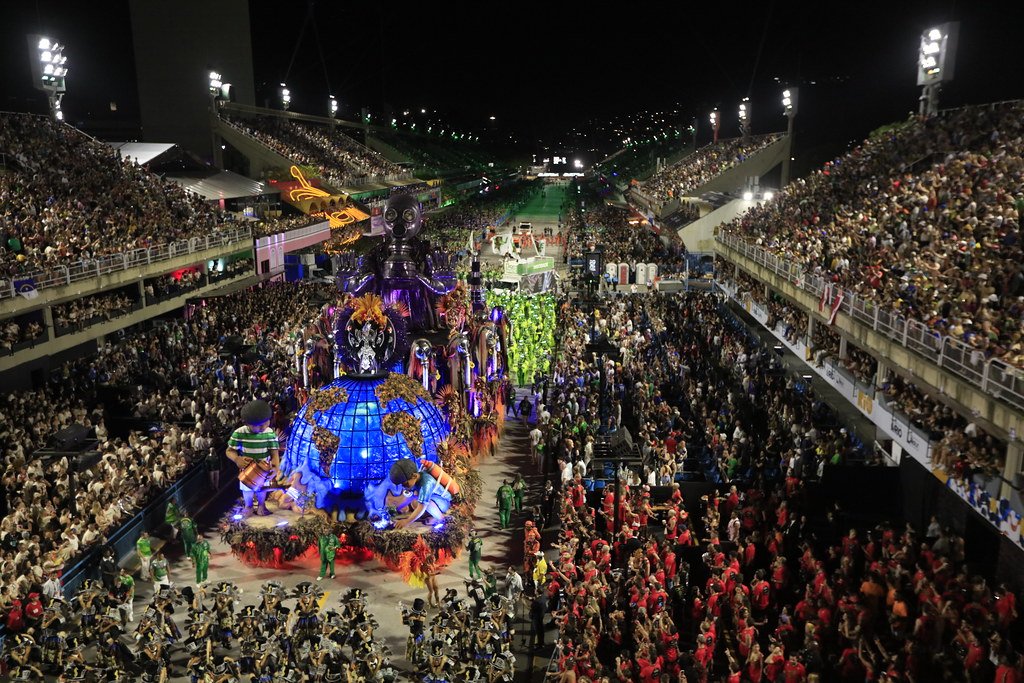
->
{"left": 364, "top": 458, "right": 460, "bottom": 528}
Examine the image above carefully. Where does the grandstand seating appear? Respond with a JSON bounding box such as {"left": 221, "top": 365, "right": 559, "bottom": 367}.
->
{"left": 719, "top": 102, "right": 1024, "bottom": 371}
{"left": 641, "top": 134, "right": 782, "bottom": 204}
{"left": 0, "top": 113, "right": 238, "bottom": 281}
{"left": 367, "top": 129, "right": 492, "bottom": 176}
{"left": 596, "top": 135, "right": 692, "bottom": 184}
{"left": 221, "top": 114, "right": 406, "bottom": 189}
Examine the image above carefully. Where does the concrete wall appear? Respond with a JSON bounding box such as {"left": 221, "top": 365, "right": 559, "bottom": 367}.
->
{"left": 1, "top": 240, "right": 253, "bottom": 318}
{"left": 685, "top": 136, "right": 790, "bottom": 197}
{"left": 678, "top": 198, "right": 759, "bottom": 252}
{"left": 130, "top": 0, "right": 256, "bottom": 162}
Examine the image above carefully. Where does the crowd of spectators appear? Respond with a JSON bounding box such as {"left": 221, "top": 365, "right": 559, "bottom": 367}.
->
{"left": 408, "top": 180, "right": 540, "bottom": 251}
{"left": 52, "top": 290, "right": 137, "bottom": 334}
{"left": 1, "top": 317, "right": 44, "bottom": 353}
{"left": 643, "top": 134, "right": 781, "bottom": 203}
{"left": 535, "top": 291, "right": 1022, "bottom": 682}
{"left": 223, "top": 114, "right": 403, "bottom": 188}
{"left": 0, "top": 113, "right": 236, "bottom": 280}
{"left": 722, "top": 260, "right": 1013, "bottom": 479}
{"left": 880, "top": 374, "right": 1007, "bottom": 479}
{"left": 722, "top": 102, "right": 1024, "bottom": 369}
{"left": 249, "top": 214, "right": 321, "bottom": 238}
{"left": 564, "top": 204, "right": 688, "bottom": 270}
{"left": 0, "top": 281, "right": 331, "bottom": 608}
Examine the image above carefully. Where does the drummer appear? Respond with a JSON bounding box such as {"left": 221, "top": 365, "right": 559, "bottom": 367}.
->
{"left": 226, "top": 400, "right": 280, "bottom": 516}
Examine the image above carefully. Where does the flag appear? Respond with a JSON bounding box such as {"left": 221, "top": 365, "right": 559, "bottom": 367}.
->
{"left": 818, "top": 282, "right": 831, "bottom": 314}
{"left": 829, "top": 291, "right": 845, "bottom": 325}
{"left": 14, "top": 278, "right": 39, "bottom": 300}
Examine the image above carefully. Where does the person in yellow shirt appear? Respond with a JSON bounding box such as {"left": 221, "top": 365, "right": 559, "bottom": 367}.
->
{"left": 531, "top": 551, "right": 548, "bottom": 590}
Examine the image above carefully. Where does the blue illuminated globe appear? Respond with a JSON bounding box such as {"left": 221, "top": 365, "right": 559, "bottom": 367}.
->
{"left": 282, "top": 375, "right": 449, "bottom": 508}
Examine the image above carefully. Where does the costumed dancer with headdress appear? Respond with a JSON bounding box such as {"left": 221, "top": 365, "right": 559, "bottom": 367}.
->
{"left": 225, "top": 400, "right": 280, "bottom": 516}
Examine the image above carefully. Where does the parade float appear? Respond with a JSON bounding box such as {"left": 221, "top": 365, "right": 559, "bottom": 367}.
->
{"left": 221, "top": 194, "right": 510, "bottom": 581}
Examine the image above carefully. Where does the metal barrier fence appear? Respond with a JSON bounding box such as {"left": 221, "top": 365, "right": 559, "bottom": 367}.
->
{"left": 58, "top": 464, "right": 214, "bottom": 598}
{"left": 0, "top": 225, "right": 253, "bottom": 301}
{"left": 717, "top": 231, "right": 1024, "bottom": 413}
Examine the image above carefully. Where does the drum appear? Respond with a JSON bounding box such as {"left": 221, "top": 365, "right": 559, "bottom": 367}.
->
{"left": 239, "top": 460, "right": 274, "bottom": 489}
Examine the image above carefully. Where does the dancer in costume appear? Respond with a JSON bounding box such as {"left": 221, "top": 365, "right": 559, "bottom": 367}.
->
{"left": 466, "top": 529, "right": 484, "bottom": 580}
{"left": 317, "top": 530, "right": 339, "bottom": 581}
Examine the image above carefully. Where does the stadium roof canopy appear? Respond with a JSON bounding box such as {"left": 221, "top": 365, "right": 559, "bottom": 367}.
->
{"left": 166, "top": 170, "right": 275, "bottom": 200}
{"left": 106, "top": 141, "right": 177, "bottom": 166}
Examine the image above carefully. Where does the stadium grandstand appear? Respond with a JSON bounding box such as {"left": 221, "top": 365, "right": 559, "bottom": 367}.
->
{"left": 1, "top": 3, "right": 1023, "bottom": 682}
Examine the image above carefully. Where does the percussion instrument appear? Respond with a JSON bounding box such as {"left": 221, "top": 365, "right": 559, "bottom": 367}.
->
{"left": 238, "top": 460, "right": 275, "bottom": 489}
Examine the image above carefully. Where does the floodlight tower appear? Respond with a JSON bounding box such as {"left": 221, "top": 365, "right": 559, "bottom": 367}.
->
{"left": 781, "top": 87, "right": 798, "bottom": 186}
{"left": 917, "top": 23, "right": 959, "bottom": 117}
{"left": 280, "top": 84, "right": 291, "bottom": 111}
{"left": 329, "top": 96, "right": 338, "bottom": 118}
{"left": 28, "top": 35, "right": 68, "bottom": 121}
{"left": 709, "top": 108, "right": 720, "bottom": 143}
{"left": 738, "top": 98, "right": 750, "bottom": 142}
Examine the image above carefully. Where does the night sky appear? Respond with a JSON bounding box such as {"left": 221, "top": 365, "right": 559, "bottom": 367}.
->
{"left": 2, "top": 0, "right": 1023, "bottom": 174}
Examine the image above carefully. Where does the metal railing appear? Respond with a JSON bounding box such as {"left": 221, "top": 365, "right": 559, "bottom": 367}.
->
{"left": 716, "top": 231, "right": 1024, "bottom": 413}
{"left": 0, "top": 225, "right": 253, "bottom": 301}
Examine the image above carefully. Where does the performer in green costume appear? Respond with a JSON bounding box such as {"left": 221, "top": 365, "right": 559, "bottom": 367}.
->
{"left": 191, "top": 535, "right": 211, "bottom": 585}
{"left": 496, "top": 480, "right": 514, "bottom": 529}
{"left": 512, "top": 473, "right": 526, "bottom": 514}
{"left": 317, "top": 531, "right": 340, "bottom": 581}
{"left": 466, "top": 529, "right": 483, "bottom": 579}
{"left": 165, "top": 500, "right": 181, "bottom": 539}
{"left": 179, "top": 513, "right": 197, "bottom": 558}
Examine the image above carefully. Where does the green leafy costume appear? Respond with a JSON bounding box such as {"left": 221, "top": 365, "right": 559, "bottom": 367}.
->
{"left": 497, "top": 483, "right": 514, "bottom": 529}
{"left": 318, "top": 532, "right": 340, "bottom": 579}
{"left": 191, "top": 539, "right": 211, "bottom": 584}
{"left": 467, "top": 536, "right": 484, "bottom": 579}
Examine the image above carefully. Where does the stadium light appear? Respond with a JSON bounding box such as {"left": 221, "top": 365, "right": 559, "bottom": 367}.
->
{"left": 917, "top": 22, "right": 959, "bottom": 116}
{"left": 208, "top": 70, "right": 224, "bottom": 103}
{"left": 709, "top": 108, "right": 720, "bottom": 143}
{"left": 781, "top": 87, "right": 798, "bottom": 186}
{"left": 738, "top": 97, "right": 751, "bottom": 140}
{"left": 329, "top": 96, "right": 338, "bottom": 118}
{"left": 763, "top": 191, "right": 774, "bottom": 201}
{"left": 28, "top": 34, "right": 68, "bottom": 121}
{"left": 782, "top": 88, "right": 798, "bottom": 116}
{"left": 280, "top": 83, "right": 291, "bottom": 111}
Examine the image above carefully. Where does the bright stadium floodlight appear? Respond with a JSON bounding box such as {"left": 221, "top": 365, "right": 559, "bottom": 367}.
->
{"left": 739, "top": 97, "right": 751, "bottom": 140}
{"left": 329, "top": 96, "right": 338, "bottom": 118}
{"left": 782, "top": 88, "right": 798, "bottom": 116}
{"left": 280, "top": 84, "right": 291, "bottom": 111}
{"left": 781, "top": 87, "right": 799, "bottom": 185}
{"left": 917, "top": 22, "right": 959, "bottom": 116}
{"left": 709, "top": 108, "right": 720, "bottom": 143}
{"left": 763, "top": 191, "right": 774, "bottom": 201}
{"left": 743, "top": 191, "right": 754, "bottom": 201}
{"left": 28, "top": 34, "right": 68, "bottom": 121}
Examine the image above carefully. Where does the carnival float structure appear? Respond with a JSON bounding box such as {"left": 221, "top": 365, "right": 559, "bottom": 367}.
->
{"left": 222, "top": 194, "right": 511, "bottom": 580}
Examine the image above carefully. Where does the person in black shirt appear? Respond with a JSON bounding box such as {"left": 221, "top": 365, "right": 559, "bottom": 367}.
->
{"left": 529, "top": 589, "right": 548, "bottom": 649}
